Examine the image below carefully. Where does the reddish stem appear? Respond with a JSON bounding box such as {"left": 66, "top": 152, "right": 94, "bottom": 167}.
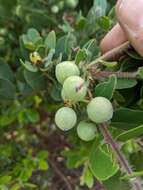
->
{"left": 99, "top": 123, "right": 142, "bottom": 190}
{"left": 90, "top": 69, "right": 138, "bottom": 80}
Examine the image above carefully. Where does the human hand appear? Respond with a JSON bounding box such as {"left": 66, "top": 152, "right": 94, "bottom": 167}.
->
{"left": 100, "top": 0, "right": 143, "bottom": 56}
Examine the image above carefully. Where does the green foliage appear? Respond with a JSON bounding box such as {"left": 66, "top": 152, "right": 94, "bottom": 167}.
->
{"left": 94, "top": 75, "right": 117, "bottom": 99}
{"left": 89, "top": 146, "right": 119, "bottom": 181}
{"left": 0, "top": 0, "right": 143, "bottom": 189}
{"left": 117, "top": 125, "right": 143, "bottom": 141}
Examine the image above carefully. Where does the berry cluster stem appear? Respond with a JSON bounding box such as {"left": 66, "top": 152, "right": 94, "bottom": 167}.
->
{"left": 99, "top": 123, "right": 142, "bottom": 190}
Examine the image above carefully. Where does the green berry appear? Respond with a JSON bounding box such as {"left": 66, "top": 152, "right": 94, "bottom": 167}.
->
{"left": 51, "top": 5, "right": 59, "bottom": 14}
{"left": 62, "top": 76, "right": 87, "bottom": 102}
{"left": 77, "top": 121, "right": 97, "bottom": 141}
{"left": 66, "top": 0, "right": 78, "bottom": 8}
{"left": 55, "top": 61, "right": 80, "bottom": 84}
{"left": 55, "top": 107, "right": 77, "bottom": 131}
{"left": 87, "top": 97, "right": 113, "bottom": 123}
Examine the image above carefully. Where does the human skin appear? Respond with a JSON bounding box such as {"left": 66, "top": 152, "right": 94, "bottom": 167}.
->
{"left": 100, "top": 0, "right": 143, "bottom": 56}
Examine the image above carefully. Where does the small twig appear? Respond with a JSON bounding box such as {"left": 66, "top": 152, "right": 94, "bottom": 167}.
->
{"left": 99, "top": 123, "right": 142, "bottom": 190}
{"left": 90, "top": 69, "right": 138, "bottom": 80}
{"left": 87, "top": 89, "right": 93, "bottom": 100}
{"left": 27, "top": 125, "right": 73, "bottom": 189}
{"left": 88, "top": 41, "right": 130, "bottom": 68}
{"left": 49, "top": 159, "right": 73, "bottom": 190}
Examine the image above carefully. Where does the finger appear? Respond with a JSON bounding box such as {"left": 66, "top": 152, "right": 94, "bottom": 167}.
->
{"left": 100, "top": 24, "right": 127, "bottom": 53}
{"left": 116, "top": 0, "right": 143, "bottom": 56}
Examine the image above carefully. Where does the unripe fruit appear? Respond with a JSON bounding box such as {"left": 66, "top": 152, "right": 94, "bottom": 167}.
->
{"left": 62, "top": 76, "right": 87, "bottom": 102}
{"left": 55, "top": 107, "right": 77, "bottom": 131}
{"left": 77, "top": 121, "right": 97, "bottom": 141}
{"left": 55, "top": 61, "right": 80, "bottom": 84}
{"left": 87, "top": 97, "right": 113, "bottom": 123}
{"left": 66, "top": 0, "right": 78, "bottom": 8}
{"left": 51, "top": 5, "right": 59, "bottom": 14}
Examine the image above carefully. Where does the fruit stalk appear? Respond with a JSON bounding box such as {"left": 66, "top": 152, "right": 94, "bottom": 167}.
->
{"left": 99, "top": 123, "right": 142, "bottom": 190}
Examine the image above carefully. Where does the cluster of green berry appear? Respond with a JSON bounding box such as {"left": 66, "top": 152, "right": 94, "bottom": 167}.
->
{"left": 55, "top": 61, "right": 113, "bottom": 141}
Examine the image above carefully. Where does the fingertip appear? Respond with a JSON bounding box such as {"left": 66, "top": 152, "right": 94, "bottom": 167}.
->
{"left": 100, "top": 38, "right": 108, "bottom": 54}
{"left": 115, "top": 0, "right": 143, "bottom": 57}
{"left": 100, "top": 24, "right": 127, "bottom": 54}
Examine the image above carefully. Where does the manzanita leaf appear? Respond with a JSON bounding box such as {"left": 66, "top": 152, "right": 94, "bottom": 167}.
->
{"left": 75, "top": 49, "right": 87, "bottom": 65}
{"left": 98, "top": 16, "right": 110, "bottom": 30}
{"left": 116, "top": 78, "right": 137, "bottom": 89}
{"left": 80, "top": 166, "right": 94, "bottom": 188}
{"left": 45, "top": 31, "right": 56, "bottom": 50}
{"left": 21, "top": 34, "right": 35, "bottom": 51}
{"left": 117, "top": 125, "right": 143, "bottom": 141}
{"left": 127, "top": 50, "right": 143, "bottom": 60}
{"left": 89, "top": 146, "right": 119, "bottom": 181}
{"left": 22, "top": 28, "right": 43, "bottom": 50}
{"left": 27, "top": 28, "right": 42, "bottom": 44}
{"left": 112, "top": 108, "right": 143, "bottom": 130}
{"left": 103, "top": 173, "right": 130, "bottom": 190}
{"left": 0, "top": 59, "right": 15, "bottom": 82}
{"left": 86, "top": 0, "right": 107, "bottom": 34}
{"left": 24, "top": 69, "right": 46, "bottom": 91}
{"left": 0, "top": 78, "right": 15, "bottom": 100}
{"left": 44, "top": 49, "right": 55, "bottom": 68}
{"left": 83, "top": 39, "right": 99, "bottom": 59}
{"left": 94, "top": 75, "right": 117, "bottom": 100}
{"left": 25, "top": 108, "right": 40, "bottom": 123}
{"left": 56, "top": 33, "right": 77, "bottom": 58}
{"left": 20, "top": 60, "right": 38, "bottom": 72}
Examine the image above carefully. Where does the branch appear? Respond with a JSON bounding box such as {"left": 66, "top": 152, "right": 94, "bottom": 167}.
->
{"left": 49, "top": 159, "right": 73, "bottom": 190}
{"left": 90, "top": 69, "right": 138, "bottom": 80}
{"left": 88, "top": 41, "right": 130, "bottom": 67}
{"left": 99, "top": 123, "right": 142, "bottom": 190}
{"left": 27, "top": 125, "right": 73, "bottom": 190}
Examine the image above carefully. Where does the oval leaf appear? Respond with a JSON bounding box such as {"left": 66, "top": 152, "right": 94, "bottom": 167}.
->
{"left": 94, "top": 75, "right": 117, "bottom": 100}
{"left": 45, "top": 31, "right": 56, "bottom": 50}
{"left": 24, "top": 69, "right": 46, "bottom": 91}
{"left": 89, "top": 147, "right": 119, "bottom": 181}
{"left": 117, "top": 125, "right": 143, "bottom": 141}
{"left": 112, "top": 108, "right": 143, "bottom": 130}
{"left": 20, "top": 60, "right": 38, "bottom": 72}
{"left": 116, "top": 78, "right": 137, "bottom": 89}
{"left": 0, "top": 79, "right": 15, "bottom": 100}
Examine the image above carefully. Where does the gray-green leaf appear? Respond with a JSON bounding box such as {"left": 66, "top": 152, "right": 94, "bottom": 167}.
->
{"left": 94, "top": 75, "right": 117, "bottom": 100}
{"left": 89, "top": 146, "right": 119, "bottom": 181}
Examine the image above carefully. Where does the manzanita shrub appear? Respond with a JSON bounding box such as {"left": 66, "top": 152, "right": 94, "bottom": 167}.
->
{"left": 1, "top": 0, "right": 143, "bottom": 189}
